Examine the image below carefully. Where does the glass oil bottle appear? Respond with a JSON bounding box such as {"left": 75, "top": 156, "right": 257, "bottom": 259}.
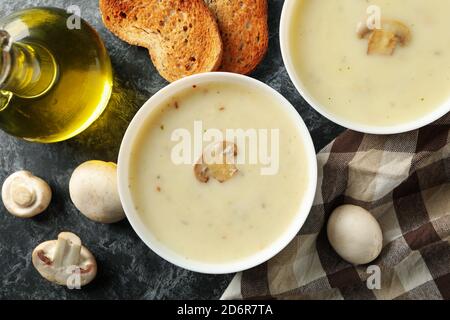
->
{"left": 0, "top": 7, "right": 113, "bottom": 143}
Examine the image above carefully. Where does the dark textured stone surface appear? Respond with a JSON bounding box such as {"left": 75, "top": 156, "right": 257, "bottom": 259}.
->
{"left": 0, "top": 0, "right": 344, "bottom": 299}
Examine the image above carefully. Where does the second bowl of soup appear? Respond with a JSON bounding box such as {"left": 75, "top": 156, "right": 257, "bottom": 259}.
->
{"left": 281, "top": 0, "right": 450, "bottom": 134}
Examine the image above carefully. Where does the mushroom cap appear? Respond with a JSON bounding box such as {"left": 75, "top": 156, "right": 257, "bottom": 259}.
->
{"left": 69, "top": 160, "right": 125, "bottom": 224}
{"left": 1, "top": 170, "right": 52, "bottom": 218}
{"left": 32, "top": 232, "right": 97, "bottom": 287}
{"left": 327, "top": 205, "right": 383, "bottom": 265}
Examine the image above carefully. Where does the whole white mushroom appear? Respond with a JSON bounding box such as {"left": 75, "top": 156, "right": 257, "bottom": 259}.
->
{"left": 2, "top": 170, "right": 52, "bottom": 218}
{"left": 327, "top": 205, "right": 383, "bottom": 265}
{"left": 69, "top": 160, "right": 125, "bottom": 224}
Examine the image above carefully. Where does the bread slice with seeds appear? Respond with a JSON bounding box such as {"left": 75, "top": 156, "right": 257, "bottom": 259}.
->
{"left": 99, "top": 0, "right": 223, "bottom": 82}
{"left": 205, "top": 0, "right": 269, "bottom": 74}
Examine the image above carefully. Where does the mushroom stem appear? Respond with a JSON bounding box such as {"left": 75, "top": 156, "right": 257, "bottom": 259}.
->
{"left": 11, "top": 184, "right": 36, "bottom": 207}
{"left": 53, "top": 233, "right": 81, "bottom": 268}
{"left": 52, "top": 237, "right": 66, "bottom": 268}
{"left": 64, "top": 242, "right": 82, "bottom": 267}
{"left": 1, "top": 170, "right": 52, "bottom": 218}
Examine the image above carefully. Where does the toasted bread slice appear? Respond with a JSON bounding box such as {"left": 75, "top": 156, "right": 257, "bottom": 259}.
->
{"left": 99, "top": 0, "right": 223, "bottom": 82}
{"left": 205, "top": 0, "right": 269, "bottom": 74}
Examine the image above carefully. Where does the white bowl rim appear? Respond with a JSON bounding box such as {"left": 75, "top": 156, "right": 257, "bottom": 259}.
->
{"left": 279, "top": 0, "right": 450, "bottom": 135}
{"left": 117, "top": 72, "right": 318, "bottom": 274}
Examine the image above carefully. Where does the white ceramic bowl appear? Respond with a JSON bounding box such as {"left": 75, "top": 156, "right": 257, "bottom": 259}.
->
{"left": 117, "top": 72, "right": 317, "bottom": 274}
{"left": 280, "top": 0, "right": 450, "bottom": 134}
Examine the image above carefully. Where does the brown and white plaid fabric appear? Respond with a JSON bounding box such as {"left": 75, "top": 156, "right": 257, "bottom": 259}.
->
{"left": 222, "top": 113, "right": 450, "bottom": 300}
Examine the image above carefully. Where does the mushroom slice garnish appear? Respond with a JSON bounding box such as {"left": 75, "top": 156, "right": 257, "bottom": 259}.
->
{"left": 194, "top": 163, "right": 210, "bottom": 183}
{"left": 194, "top": 141, "right": 238, "bottom": 183}
{"left": 368, "top": 29, "right": 398, "bottom": 55}
{"left": 1, "top": 171, "right": 52, "bottom": 218}
{"left": 356, "top": 23, "right": 371, "bottom": 40}
{"left": 208, "top": 163, "right": 239, "bottom": 183}
{"left": 381, "top": 19, "right": 411, "bottom": 46}
{"left": 32, "top": 232, "right": 97, "bottom": 287}
{"left": 357, "top": 19, "right": 411, "bottom": 55}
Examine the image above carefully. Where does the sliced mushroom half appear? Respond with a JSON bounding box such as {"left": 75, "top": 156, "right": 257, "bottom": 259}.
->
{"left": 32, "top": 232, "right": 97, "bottom": 287}
{"left": 194, "top": 141, "right": 239, "bottom": 183}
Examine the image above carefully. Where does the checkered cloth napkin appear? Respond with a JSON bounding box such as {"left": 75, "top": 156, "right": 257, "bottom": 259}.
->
{"left": 222, "top": 113, "right": 450, "bottom": 300}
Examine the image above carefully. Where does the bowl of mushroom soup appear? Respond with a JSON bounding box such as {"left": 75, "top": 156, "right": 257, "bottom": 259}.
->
{"left": 117, "top": 73, "right": 317, "bottom": 274}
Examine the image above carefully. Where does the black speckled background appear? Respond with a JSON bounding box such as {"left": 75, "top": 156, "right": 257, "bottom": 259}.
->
{"left": 0, "top": 0, "right": 344, "bottom": 299}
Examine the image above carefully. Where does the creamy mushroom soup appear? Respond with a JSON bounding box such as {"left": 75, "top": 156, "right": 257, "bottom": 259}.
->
{"left": 289, "top": 0, "right": 450, "bottom": 126}
{"left": 128, "top": 82, "right": 310, "bottom": 263}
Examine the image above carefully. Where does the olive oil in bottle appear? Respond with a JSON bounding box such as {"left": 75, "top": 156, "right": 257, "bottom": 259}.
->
{"left": 0, "top": 7, "right": 112, "bottom": 143}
